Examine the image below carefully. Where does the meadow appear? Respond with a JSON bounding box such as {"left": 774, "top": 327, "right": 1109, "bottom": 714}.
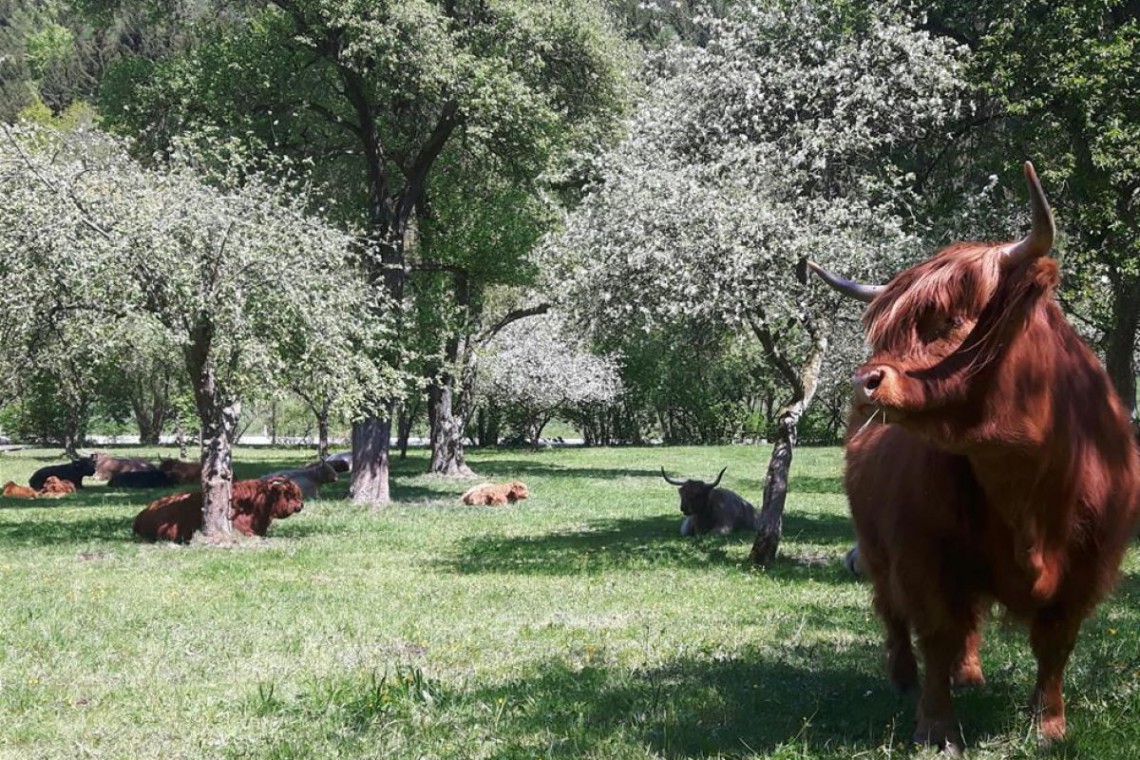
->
{"left": 0, "top": 444, "right": 1137, "bottom": 760}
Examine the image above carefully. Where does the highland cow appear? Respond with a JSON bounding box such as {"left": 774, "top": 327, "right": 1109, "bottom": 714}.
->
{"left": 460, "top": 481, "right": 530, "bottom": 506}
{"left": 809, "top": 163, "right": 1140, "bottom": 750}
{"left": 661, "top": 467, "right": 759, "bottom": 536}
{"left": 132, "top": 478, "right": 304, "bottom": 543}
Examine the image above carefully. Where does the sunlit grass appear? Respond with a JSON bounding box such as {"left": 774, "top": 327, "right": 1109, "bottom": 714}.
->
{"left": 0, "top": 444, "right": 1137, "bottom": 759}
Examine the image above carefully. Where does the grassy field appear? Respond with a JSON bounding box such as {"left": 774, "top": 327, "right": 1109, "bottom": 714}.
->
{"left": 0, "top": 444, "right": 1137, "bottom": 760}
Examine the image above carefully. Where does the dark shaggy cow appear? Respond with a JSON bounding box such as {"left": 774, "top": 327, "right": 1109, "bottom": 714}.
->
{"left": 810, "top": 163, "right": 1140, "bottom": 751}
{"left": 326, "top": 451, "right": 352, "bottom": 473}
{"left": 263, "top": 461, "right": 338, "bottom": 499}
{"left": 108, "top": 470, "right": 176, "bottom": 488}
{"left": 661, "top": 467, "right": 759, "bottom": 536}
{"left": 460, "top": 481, "right": 529, "bottom": 506}
{"left": 158, "top": 458, "right": 202, "bottom": 485}
{"left": 93, "top": 454, "right": 156, "bottom": 481}
{"left": 29, "top": 456, "right": 96, "bottom": 491}
{"left": 132, "top": 478, "right": 304, "bottom": 543}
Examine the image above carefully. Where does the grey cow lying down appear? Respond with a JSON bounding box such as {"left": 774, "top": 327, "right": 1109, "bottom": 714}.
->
{"left": 262, "top": 461, "right": 338, "bottom": 499}
{"left": 661, "top": 466, "right": 760, "bottom": 536}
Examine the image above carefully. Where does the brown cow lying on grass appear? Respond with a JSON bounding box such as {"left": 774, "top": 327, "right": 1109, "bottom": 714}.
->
{"left": 132, "top": 478, "right": 304, "bottom": 543}
{"left": 3, "top": 478, "right": 77, "bottom": 500}
{"left": 92, "top": 454, "right": 156, "bottom": 481}
{"left": 2, "top": 481, "right": 38, "bottom": 499}
{"left": 460, "top": 481, "right": 529, "bottom": 506}
{"left": 158, "top": 458, "right": 202, "bottom": 485}
{"left": 38, "top": 476, "right": 77, "bottom": 497}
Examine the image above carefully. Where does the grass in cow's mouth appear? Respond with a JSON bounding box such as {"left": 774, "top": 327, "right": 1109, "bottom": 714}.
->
{"left": 0, "top": 444, "right": 1136, "bottom": 759}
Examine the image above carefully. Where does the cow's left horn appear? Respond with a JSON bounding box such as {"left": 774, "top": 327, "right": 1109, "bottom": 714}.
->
{"left": 807, "top": 261, "right": 884, "bottom": 303}
{"left": 1000, "top": 161, "right": 1055, "bottom": 271}
{"left": 709, "top": 467, "right": 727, "bottom": 488}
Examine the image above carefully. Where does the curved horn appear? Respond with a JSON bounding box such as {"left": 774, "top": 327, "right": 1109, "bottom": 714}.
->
{"left": 710, "top": 466, "right": 727, "bottom": 488}
{"left": 661, "top": 467, "right": 686, "bottom": 486}
{"left": 1000, "top": 161, "right": 1055, "bottom": 271}
{"left": 807, "top": 261, "right": 885, "bottom": 303}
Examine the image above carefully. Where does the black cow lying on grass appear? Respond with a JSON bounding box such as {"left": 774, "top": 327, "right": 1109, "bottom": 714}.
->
{"left": 108, "top": 470, "right": 176, "bottom": 488}
{"left": 661, "top": 466, "right": 760, "bottom": 536}
{"left": 29, "top": 456, "right": 97, "bottom": 491}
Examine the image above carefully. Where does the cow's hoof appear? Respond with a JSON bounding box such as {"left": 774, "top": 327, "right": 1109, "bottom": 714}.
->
{"left": 914, "top": 719, "right": 963, "bottom": 756}
{"left": 1036, "top": 714, "right": 1066, "bottom": 746}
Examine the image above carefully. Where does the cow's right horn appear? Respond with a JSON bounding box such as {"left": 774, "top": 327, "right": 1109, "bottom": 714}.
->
{"left": 807, "top": 261, "right": 884, "bottom": 303}
{"left": 1000, "top": 161, "right": 1055, "bottom": 271}
{"left": 661, "top": 467, "right": 686, "bottom": 486}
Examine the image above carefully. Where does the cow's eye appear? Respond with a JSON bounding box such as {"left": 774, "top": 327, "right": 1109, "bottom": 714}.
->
{"left": 947, "top": 315, "right": 964, "bottom": 331}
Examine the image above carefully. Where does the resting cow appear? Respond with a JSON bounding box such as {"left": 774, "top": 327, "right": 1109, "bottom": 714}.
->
{"left": 460, "top": 481, "right": 529, "bottom": 506}
{"left": 132, "top": 478, "right": 304, "bottom": 543}
{"left": 810, "top": 163, "right": 1140, "bottom": 751}
{"left": 158, "top": 458, "right": 202, "bottom": 485}
{"left": 38, "top": 476, "right": 77, "bottom": 498}
{"left": 28, "top": 456, "right": 97, "bottom": 491}
{"left": 326, "top": 451, "right": 352, "bottom": 473}
{"left": 93, "top": 454, "right": 156, "bottom": 481}
{"left": 108, "top": 470, "right": 176, "bottom": 488}
{"left": 2, "top": 481, "right": 38, "bottom": 499}
{"left": 262, "top": 461, "right": 338, "bottom": 499}
{"left": 661, "top": 467, "right": 758, "bottom": 536}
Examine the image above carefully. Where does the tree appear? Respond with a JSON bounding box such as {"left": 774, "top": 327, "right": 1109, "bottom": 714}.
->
{"left": 0, "top": 123, "right": 387, "bottom": 539}
{"left": 481, "top": 313, "right": 622, "bottom": 447}
{"left": 544, "top": 0, "right": 967, "bottom": 564}
{"left": 96, "top": 0, "right": 634, "bottom": 502}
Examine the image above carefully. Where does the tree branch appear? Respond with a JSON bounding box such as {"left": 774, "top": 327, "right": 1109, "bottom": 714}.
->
{"left": 479, "top": 303, "right": 551, "bottom": 345}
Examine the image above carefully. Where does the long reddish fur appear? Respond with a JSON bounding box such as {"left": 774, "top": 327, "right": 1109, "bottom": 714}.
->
{"left": 847, "top": 245, "right": 1140, "bottom": 747}
{"left": 133, "top": 478, "right": 303, "bottom": 542}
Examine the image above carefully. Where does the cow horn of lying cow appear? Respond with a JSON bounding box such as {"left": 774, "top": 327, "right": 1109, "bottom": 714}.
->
{"left": 661, "top": 467, "right": 686, "bottom": 486}
{"left": 1000, "top": 161, "right": 1055, "bottom": 271}
{"left": 710, "top": 466, "right": 727, "bottom": 488}
{"left": 806, "top": 260, "right": 885, "bottom": 304}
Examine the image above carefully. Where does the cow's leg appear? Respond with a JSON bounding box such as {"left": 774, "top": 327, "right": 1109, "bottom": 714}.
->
{"left": 914, "top": 625, "right": 968, "bottom": 754}
{"left": 952, "top": 603, "right": 986, "bottom": 688}
{"left": 880, "top": 608, "right": 916, "bottom": 692}
{"left": 1028, "top": 608, "right": 1080, "bottom": 744}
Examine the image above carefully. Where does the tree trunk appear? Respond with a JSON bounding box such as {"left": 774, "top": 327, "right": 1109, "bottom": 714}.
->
{"left": 397, "top": 402, "right": 414, "bottom": 459}
{"left": 316, "top": 403, "right": 330, "bottom": 460}
{"left": 1105, "top": 278, "right": 1140, "bottom": 417}
{"left": 351, "top": 414, "right": 392, "bottom": 508}
{"left": 269, "top": 400, "right": 278, "bottom": 446}
{"left": 185, "top": 322, "right": 236, "bottom": 540}
{"left": 749, "top": 407, "right": 799, "bottom": 566}
{"left": 428, "top": 375, "right": 475, "bottom": 476}
{"left": 198, "top": 397, "right": 240, "bottom": 540}
{"left": 175, "top": 415, "right": 188, "bottom": 459}
{"left": 749, "top": 319, "right": 828, "bottom": 567}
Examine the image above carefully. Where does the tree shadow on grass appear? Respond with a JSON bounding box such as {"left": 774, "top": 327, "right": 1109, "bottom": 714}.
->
{"left": 0, "top": 513, "right": 131, "bottom": 546}
{"left": 443, "top": 510, "right": 859, "bottom": 579}
{"left": 462, "top": 459, "right": 666, "bottom": 482}
{"left": 250, "top": 638, "right": 1069, "bottom": 759}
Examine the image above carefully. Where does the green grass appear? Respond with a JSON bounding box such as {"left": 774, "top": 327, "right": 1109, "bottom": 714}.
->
{"left": 0, "top": 444, "right": 1137, "bottom": 759}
